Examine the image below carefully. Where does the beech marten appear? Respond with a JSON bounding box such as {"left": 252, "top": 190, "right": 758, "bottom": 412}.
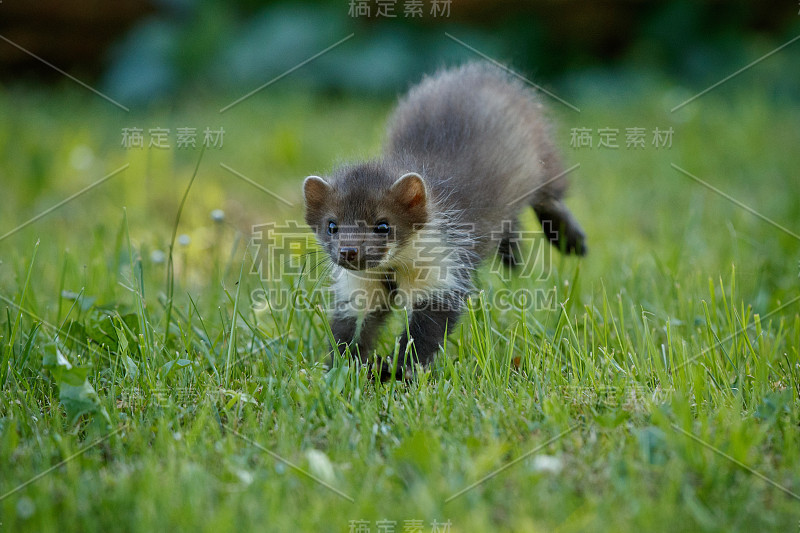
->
{"left": 303, "top": 62, "right": 586, "bottom": 380}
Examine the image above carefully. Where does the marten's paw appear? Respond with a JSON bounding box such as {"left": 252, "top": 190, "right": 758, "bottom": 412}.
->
{"left": 372, "top": 358, "right": 416, "bottom": 382}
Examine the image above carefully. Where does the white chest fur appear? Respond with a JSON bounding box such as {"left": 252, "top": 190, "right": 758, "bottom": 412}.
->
{"left": 331, "top": 225, "right": 468, "bottom": 317}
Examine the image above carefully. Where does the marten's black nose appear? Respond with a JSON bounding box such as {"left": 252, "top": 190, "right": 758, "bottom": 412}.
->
{"left": 339, "top": 247, "right": 358, "bottom": 264}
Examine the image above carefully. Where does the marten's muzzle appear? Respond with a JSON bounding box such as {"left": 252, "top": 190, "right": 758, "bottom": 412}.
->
{"left": 337, "top": 246, "right": 361, "bottom": 269}
{"left": 333, "top": 231, "right": 391, "bottom": 271}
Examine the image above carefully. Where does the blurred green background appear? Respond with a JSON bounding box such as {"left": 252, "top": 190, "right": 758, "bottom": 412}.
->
{"left": 2, "top": 0, "right": 799, "bottom": 102}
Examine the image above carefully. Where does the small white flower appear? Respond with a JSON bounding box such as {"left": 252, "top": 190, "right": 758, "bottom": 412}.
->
{"left": 16, "top": 496, "right": 35, "bottom": 519}
{"left": 150, "top": 250, "right": 166, "bottom": 264}
{"left": 211, "top": 209, "right": 225, "bottom": 223}
{"left": 69, "top": 145, "right": 94, "bottom": 171}
{"left": 233, "top": 467, "right": 254, "bottom": 485}
{"left": 305, "top": 449, "right": 335, "bottom": 484}
{"left": 178, "top": 234, "right": 191, "bottom": 246}
{"left": 531, "top": 454, "right": 563, "bottom": 474}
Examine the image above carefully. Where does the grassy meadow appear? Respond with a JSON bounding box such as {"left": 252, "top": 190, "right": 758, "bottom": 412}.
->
{"left": 0, "top": 74, "right": 799, "bottom": 532}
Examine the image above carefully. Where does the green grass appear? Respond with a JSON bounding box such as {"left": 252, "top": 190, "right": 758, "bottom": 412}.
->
{"left": 0, "top": 78, "right": 799, "bottom": 532}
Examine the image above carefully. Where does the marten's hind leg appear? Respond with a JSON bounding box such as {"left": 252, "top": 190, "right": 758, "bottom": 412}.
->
{"left": 497, "top": 217, "right": 524, "bottom": 267}
{"left": 532, "top": 198, "right": 587, "bottom": 256}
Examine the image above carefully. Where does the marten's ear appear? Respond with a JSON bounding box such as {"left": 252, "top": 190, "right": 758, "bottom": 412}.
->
{"left": 390, "top": 172, "right": 427, "bottom": 209}
{"left": 389, "top": 172, "right": 428, "bottom": 224}
{"left": 303, "top": 175, "right": 331, "bottom": 211}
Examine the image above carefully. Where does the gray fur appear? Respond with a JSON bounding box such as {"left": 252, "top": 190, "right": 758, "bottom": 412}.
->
{"left": 385, "top": 61, "right": 585, "bottom": 256}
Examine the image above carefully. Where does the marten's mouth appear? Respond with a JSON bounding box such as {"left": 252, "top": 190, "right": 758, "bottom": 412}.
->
{"left": 336, "top": 255, "right": 387, "bottom": 271}
{"left": 337, "top": 261, "right": 362, "bottom": 271}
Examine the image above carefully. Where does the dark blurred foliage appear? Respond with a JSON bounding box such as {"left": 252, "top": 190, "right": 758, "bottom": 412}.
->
{"left": 1, "top": 0, "right": 798, "bottom": 102}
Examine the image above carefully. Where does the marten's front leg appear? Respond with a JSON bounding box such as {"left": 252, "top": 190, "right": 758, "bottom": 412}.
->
{"left": 329, "top": 311, "right": 357, "bottom": 358}
{"left": 382, "top": 301, "right": 463, "bottom": 381}
{"left": 330, "top": 307, "right": 391, "bottom": 365}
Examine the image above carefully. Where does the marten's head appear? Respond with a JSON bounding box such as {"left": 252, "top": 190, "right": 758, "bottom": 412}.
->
{"left": 303, "top": 162, "right": 429, "bottom": 271}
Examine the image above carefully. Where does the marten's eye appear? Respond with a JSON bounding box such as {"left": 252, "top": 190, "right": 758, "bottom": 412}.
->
{"left": 327, "top": 221, "right": 338, "bottom": 235}
{"left": 374, "top": 221, "right": 391, "bottom": 235}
